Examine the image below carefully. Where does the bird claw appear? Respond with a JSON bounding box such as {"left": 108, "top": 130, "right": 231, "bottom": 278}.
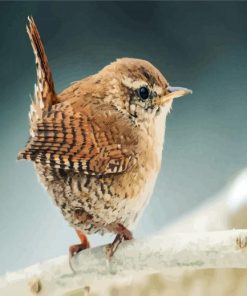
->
{"left": 69, "top": 255, "right": 77, "bottom": 274}
{"left": 69, "top": 242, "right": 90, "bottom": 273}
{"left": 104, "top": 237, "right": 123, "bottom": 259}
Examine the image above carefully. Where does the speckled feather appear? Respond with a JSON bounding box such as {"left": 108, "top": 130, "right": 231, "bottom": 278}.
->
{"left": 18, "top": 18, "right": 172, "bottom": 236}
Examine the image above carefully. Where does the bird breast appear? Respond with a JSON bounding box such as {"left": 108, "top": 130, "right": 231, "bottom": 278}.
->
{"left": 122, "top": 109, "right": 167, "bottom": 228}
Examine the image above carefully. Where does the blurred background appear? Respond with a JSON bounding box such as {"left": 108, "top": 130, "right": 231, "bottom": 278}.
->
{"left": 0, "top": 2, "right": 247, "bottom": 275}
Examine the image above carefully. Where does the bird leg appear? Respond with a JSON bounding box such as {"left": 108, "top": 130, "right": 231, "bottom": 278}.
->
{"left": 105, "top": 223, "right": 133, "bottom": 258}
{"left": 69, "top": 229, "right": 90, "bottom": 257}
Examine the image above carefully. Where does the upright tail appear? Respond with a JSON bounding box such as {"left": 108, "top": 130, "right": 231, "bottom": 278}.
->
{"left": 27, "top": 16, "right": 57, "bottom": 129}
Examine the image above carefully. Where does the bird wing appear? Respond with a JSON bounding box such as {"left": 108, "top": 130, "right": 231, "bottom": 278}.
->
{"left": 18, "top": 103, "right": 137, "bottom": 176}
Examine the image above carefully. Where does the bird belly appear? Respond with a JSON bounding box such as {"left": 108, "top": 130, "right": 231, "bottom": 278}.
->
{"left": 124, "top": 170, "right": 159, "bottom": 230}
{"left": 35, "top": 160, "right": 160, "bottom": 235}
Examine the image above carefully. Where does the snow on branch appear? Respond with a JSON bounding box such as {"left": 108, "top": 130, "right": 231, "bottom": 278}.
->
{"left": 1, "top": 230, "right": 247, "bottom": 295}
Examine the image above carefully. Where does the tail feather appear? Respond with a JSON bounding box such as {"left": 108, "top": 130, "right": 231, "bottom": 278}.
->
{"left": 27, "top": 16, "right": 57, "bottom": 130}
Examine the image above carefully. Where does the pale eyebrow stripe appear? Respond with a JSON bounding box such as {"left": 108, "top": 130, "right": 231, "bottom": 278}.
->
{"left": 122, "top": 76, "right": 147, "bottom": 89}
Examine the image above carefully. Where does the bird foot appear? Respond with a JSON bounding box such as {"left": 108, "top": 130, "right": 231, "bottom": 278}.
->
{"left": 69, "top": 243, "right": 89, "bottom": 257}
{"left": 105, "top": 234, "right": 124, "bottom": 258}
{"left": 105, "top": 223, "right": 133, "bottom": 258}
{"left": 69, "top": 229, "right": 90, "bottom": 273}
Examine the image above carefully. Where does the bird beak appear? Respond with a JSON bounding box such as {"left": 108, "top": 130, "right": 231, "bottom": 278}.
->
{"left": 153, "top": 86, "right": 192, "bottom": 106}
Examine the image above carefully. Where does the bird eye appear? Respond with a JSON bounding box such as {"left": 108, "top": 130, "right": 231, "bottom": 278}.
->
{"left": 138, "top": 86, "right": 149, "bottom": 100}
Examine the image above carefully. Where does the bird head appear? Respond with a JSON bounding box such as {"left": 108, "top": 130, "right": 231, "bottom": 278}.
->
{"left": 98, "top": 58, "right": 192, "bottom": 125}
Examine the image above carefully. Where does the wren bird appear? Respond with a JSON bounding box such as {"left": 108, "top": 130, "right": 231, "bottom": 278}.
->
{"left": 18, "top": 17, "right": 192, "bottom": 259}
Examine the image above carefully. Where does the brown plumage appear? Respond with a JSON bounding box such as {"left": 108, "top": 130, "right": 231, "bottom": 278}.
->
{"left": 18, "top": 17, "right": 191, "bottom": 259}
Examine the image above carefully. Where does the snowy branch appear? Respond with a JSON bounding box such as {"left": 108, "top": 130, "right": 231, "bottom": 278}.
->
{"left": 1, "top": 229, "right": 247, "bottom": 295}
